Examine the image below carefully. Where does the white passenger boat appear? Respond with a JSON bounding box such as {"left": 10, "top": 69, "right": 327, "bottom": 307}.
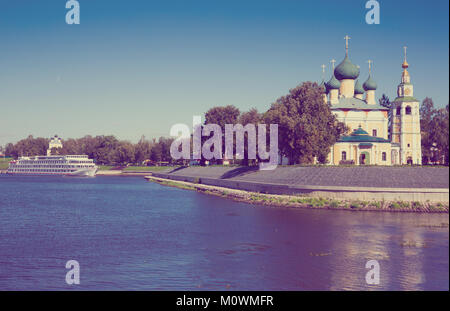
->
{"left": 6, "top": 135, "right": 97, "bottom": 177}
{"left": 7, "top": 155, "right": 97, "bottom": 177}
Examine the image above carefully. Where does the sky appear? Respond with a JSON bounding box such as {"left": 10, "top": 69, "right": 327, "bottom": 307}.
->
{"left": 0, "top": 0, "right": 448, "bottom": 146}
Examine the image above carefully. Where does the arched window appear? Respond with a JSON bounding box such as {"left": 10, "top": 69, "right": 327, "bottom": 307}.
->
{"left": 372, "top": 129, "right": 377, "bottom": 137}
{"left": 382, "top": 152, "right": 387, "bottom": 161}
{"left": 405, "top": 106, "right": 412, "bottom": 115}
{"left": 396, "top": 107, "right": 401, "bottom": 115}
{"left": 341, "top": 151, "right": 347, "bottom": 161}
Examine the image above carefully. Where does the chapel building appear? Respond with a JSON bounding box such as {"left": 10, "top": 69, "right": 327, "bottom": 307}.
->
{"left": 322, "top": 37, "right": 421, "bottom": 166}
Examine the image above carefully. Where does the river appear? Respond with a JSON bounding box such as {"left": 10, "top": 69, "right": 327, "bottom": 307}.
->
{"left": 0, "top": 175, "right": 448, "bottom": 290}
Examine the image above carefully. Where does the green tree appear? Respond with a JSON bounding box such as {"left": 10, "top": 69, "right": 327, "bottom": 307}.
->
{"left": 379, "top": 94, "right": 391, "bottom": 108}
{"left": 114, "top": 141, "right": 136, "bottom": 165}
{"left": 8, "top": 135, "right": 49, "bottom": 157}
{"left": 379, "top": 94, "right": 393, "bottom": 131}
{"left": 149, "top": 137, "right": 174, "bottom": 163}
{"left": 264, "top": 82, "right": 347, "bottom": 164}
{"left": 204, "top": 105, "right": 241, "bottom": 128}
{"left": 92, "top": 135, "right": 119, "bottom": 164}
{"left": 204, "top": 105, "right": 240, "bottom": 163}
{"left": 150, "top": 142, "right": 163, "bottom": 162}
{"left": 429, "top": 105, "right": 449, "bottom": 164}
{"left": 420, "top": 97, "right": 436, "bottom": 163}
{"left": 238, "top": 108, "right": 262, "bottom": 165}
{"left": 134, "top": 135, "right": 152, "bottom": 164}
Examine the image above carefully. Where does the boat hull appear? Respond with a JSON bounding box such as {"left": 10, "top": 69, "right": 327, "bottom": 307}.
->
{"left": 6, "top": 167, "right": 97, "bottom": 177}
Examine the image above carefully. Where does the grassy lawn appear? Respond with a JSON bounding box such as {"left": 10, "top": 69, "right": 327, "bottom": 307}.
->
{"left": 97, "top": 165, "right": 115, "bottom": 171}
{"left": 123, "top": 166, "right": 178, "bottom": 172}
{"left": 0, "top": 157, "right": 12, "bottom": 170}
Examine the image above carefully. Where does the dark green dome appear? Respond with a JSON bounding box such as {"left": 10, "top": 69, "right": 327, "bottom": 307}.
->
{"left": 326, "top": 74, "right": 341, "bottom": 91}
{"left": 319, "top": 80, "right": 326, "bottom": 92}
{"left": 354, "top": 80, "right": 364, "bottom": 94}
{"left": 363, "top": 75, "right": 377, "bottom": 91}
{"left": 334, "top": 55, "right": 360, "bottom": 80}
{"left": 352, "top": 126, "right": 368, "bottom": 136}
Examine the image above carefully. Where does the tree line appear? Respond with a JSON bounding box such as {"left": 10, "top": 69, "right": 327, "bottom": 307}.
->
{"left": 4, "top": 135, "right": 174, "bottom": 165}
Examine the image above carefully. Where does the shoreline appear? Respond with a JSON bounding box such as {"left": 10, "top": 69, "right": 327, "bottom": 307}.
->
{"left": 96, "top": 170, "right": 151, "bottom": 176}
{"left": 145, "top": 175, "right": 449, "bottom": 213}
{"left": 150, "top": 166, "right": 449, "bottom": 203}
{"left": 0, "top": 170, "right": 151, "bottom": 177}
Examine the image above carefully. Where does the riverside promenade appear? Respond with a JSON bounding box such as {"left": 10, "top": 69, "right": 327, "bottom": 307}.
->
{"left": 149, "top": 166, "right": 449, "bottom": 203}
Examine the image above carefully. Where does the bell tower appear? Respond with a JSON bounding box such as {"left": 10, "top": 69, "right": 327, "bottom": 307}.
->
{"left": 390, "top": 47, "right": 422, "bottom": 165}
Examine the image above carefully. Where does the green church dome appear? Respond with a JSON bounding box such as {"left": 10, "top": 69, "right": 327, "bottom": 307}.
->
{"left": 326, "top": 74, "right": 341, "bottom": 91}
{"left": 334, "top": 56, "right": 360, "bottom": 80}
{"left": 352, "top": 126, "right": 369, "bottom": 136}
{"left": 354, "top": 80, "right": 364, "bottom": 94}
{"left": 363, "top": 75, "right": 377, "bottom": 91}
{"left": 319, "top": 80, "right": 326, "bottom": 93}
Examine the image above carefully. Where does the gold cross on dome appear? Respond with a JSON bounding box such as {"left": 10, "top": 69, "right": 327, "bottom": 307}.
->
{"left": 344, "top": 35, "right": 351, "bottom": 55}
{"left": 330, "top": 59, "right": 336, "bottom": 70}
{"left": 367, "top": 60, "right": 372, "bottom": 73}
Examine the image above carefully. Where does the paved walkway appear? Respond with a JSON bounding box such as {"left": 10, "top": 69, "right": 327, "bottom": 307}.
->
{"left": 160, "top": 166, "right": 449, "bottom": 189}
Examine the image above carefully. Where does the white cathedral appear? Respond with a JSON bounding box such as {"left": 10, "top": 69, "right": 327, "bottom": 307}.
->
{"left": 321, "top": 36, "right": 422, "bottom": 166}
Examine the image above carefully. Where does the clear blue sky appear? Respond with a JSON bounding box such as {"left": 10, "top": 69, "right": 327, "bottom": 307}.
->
{"left": 0, "top": 0, "right": 448, "bottom": 145}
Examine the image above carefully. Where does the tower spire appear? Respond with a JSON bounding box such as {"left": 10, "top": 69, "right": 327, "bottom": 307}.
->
{"left": 400, "top": 46, "right": 411, "bottom": 85}
{"left": 402, "top": 46, "right": 409, "bottom": 69}
{"left": 367, "top": 60, "right": 372, "bottom": 74}
{"left": 344, "top": 35, "right": 351, "bottom": 56}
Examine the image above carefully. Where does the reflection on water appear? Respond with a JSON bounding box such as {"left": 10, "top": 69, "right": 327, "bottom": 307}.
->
{"left": 0, "top": 175, "right": 448, "bottom": 290}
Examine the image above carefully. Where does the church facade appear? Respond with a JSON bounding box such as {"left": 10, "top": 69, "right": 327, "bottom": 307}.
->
{"left": 322, "top": 38, "right": 422, "bottom": 166}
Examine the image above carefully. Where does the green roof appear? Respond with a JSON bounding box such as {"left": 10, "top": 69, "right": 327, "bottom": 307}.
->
{"left": 363, "top": 75, "right": 377, "bottom": 91}
{"left": 326, "top": 74, "right": 341, "bottom": 91}
{"left": 338, "top": 126, "right": 390, "bottom": 143}
{"left": 319, "top": 80, "right": 326, "bottom": 92}
{"left": 334, "top": 55, "right": 360, "bottom": 80}
{"left": 353, "top": 127, "right": 368, "bottom": 135}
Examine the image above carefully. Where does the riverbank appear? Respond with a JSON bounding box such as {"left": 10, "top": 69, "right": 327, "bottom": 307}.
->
{"left": 96, "top": 165, "right": 176, "bottom": 176}
{"left": 149, "top": 166, "right": 449, "bottom": 203}
{"left": 96, "top": 170, "right": 150, "bottom": 176}
{"left": 145, "top": 175, "right": 449, "bottom": 213}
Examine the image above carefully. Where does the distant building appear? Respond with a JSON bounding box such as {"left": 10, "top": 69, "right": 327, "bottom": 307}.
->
{"left": 47, "top": 135, "right": 63, "bottom": 156}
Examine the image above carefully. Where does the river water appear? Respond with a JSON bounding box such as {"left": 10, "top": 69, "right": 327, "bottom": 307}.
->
{"left": 0, "top": 175, "right": 448, "bottom": 290}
